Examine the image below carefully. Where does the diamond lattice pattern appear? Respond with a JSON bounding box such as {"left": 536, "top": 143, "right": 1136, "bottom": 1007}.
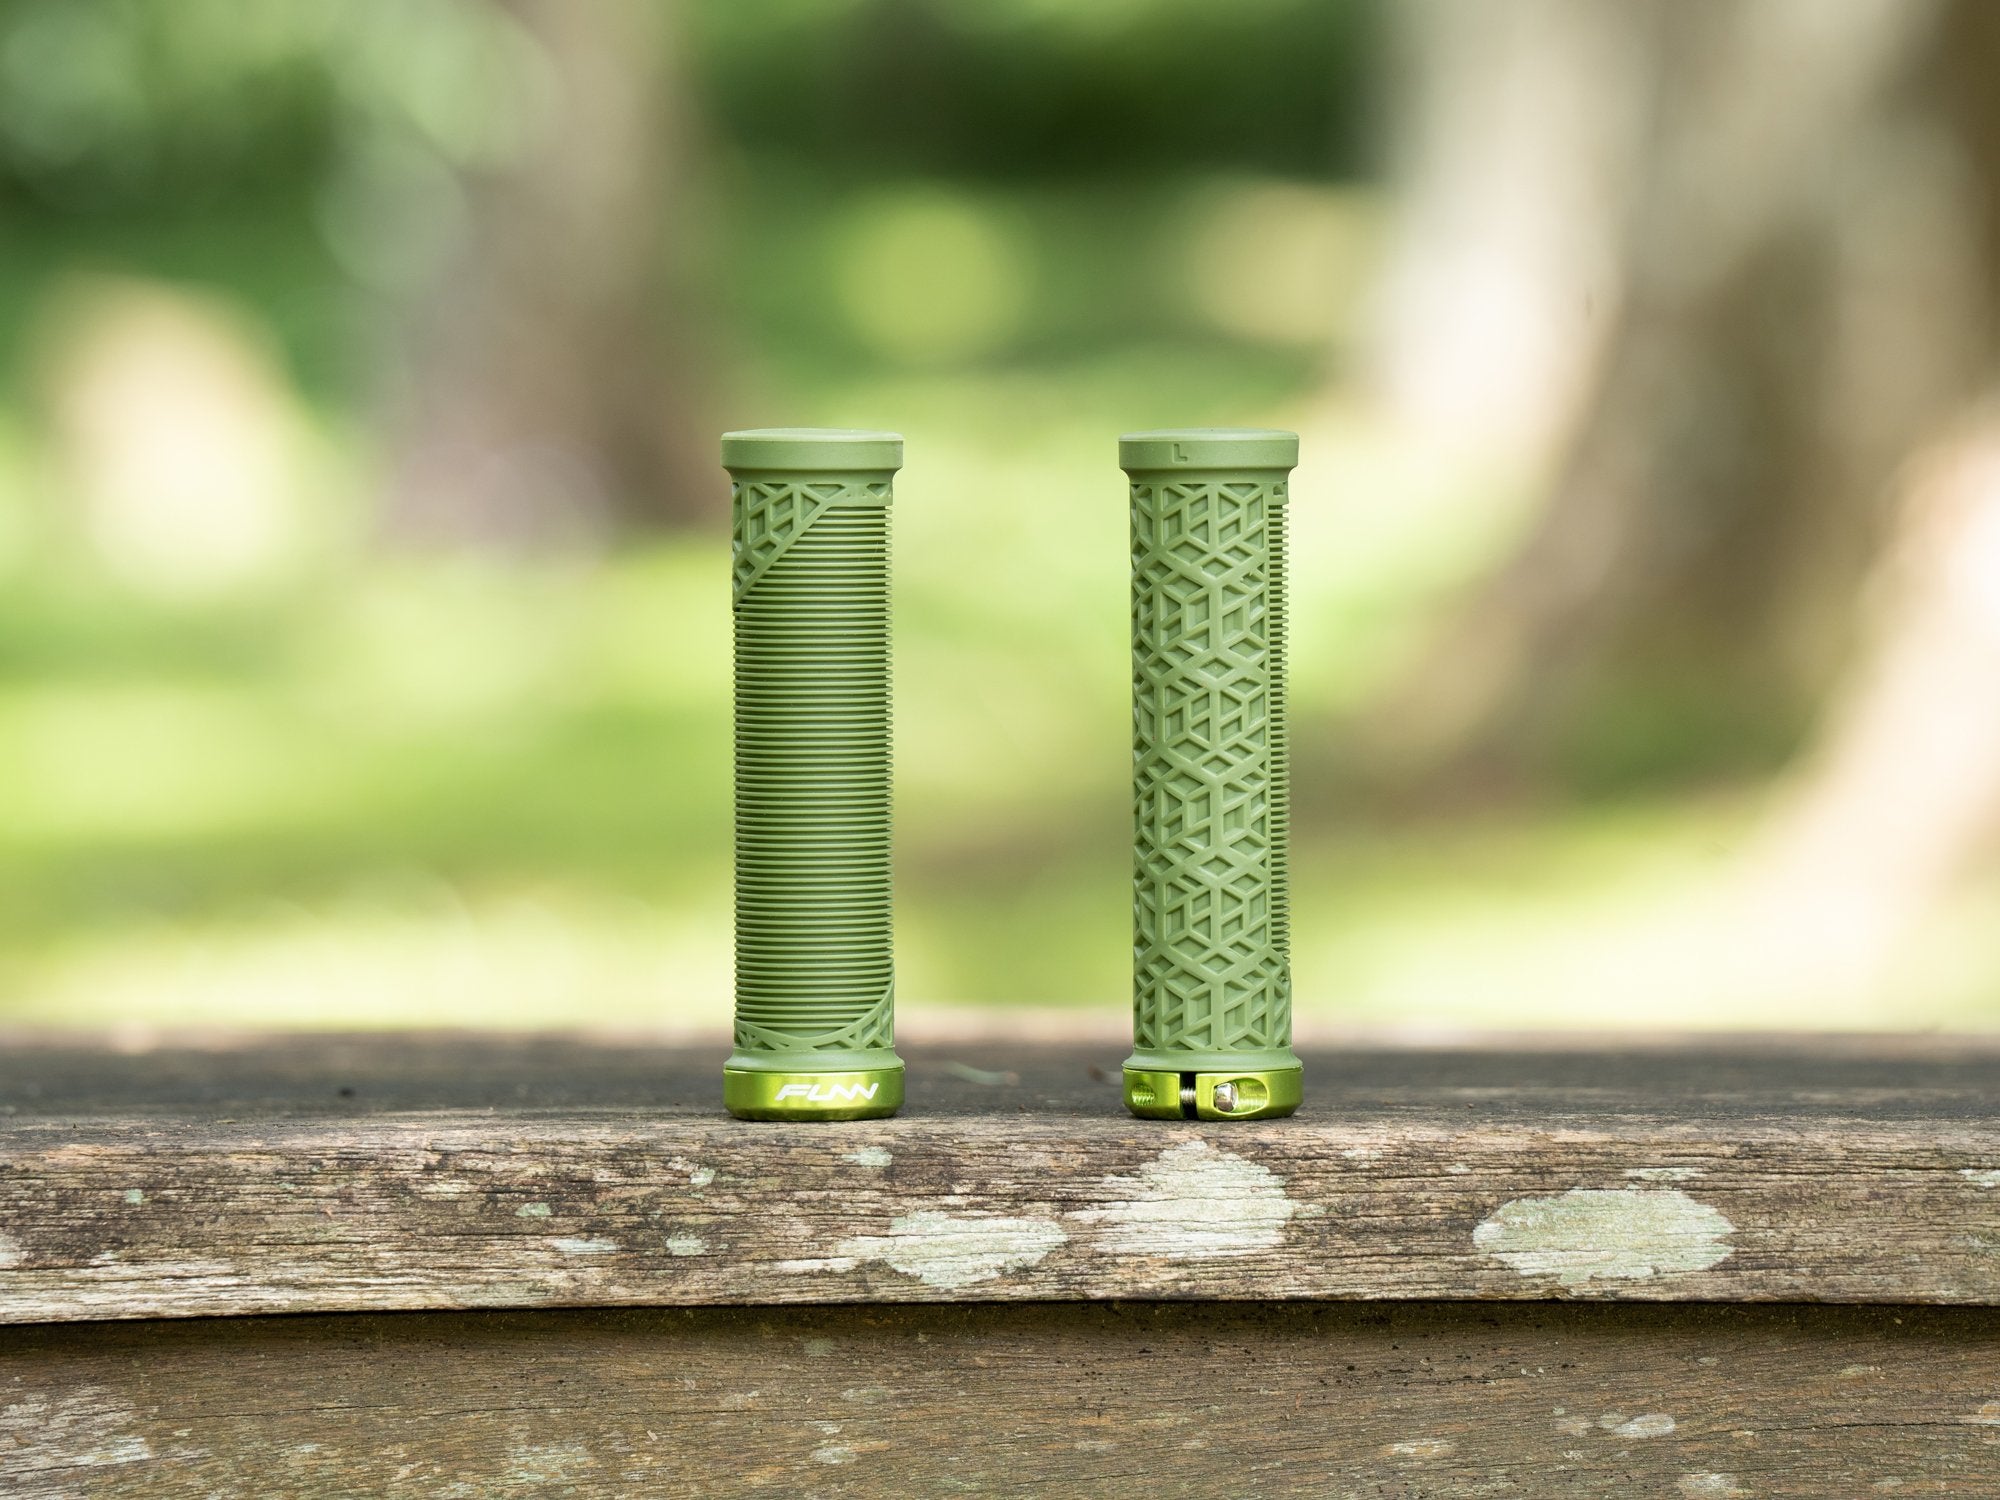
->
{"left": 1131, "top": 477, "right": 1290, "bottom": 1053}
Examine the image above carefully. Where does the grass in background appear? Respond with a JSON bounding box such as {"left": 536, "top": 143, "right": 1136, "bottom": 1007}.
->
{"left": 0, "top": 170, "right": 1993, "bottom": 1034}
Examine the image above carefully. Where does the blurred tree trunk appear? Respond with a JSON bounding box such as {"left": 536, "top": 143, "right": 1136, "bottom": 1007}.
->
{"left": 1733, "top": 408, "right": 2000, "bottom": 1001}
{"left": 1367, "top": 0, "right": 1649, "bottom": 480}
{"left": 1363, "top": 0, "right": 1991, "bottom": 794}
{"left": 1360, "top": 0, "right": 2000, "bottom": 999}
{"left": 383, "top": 0, "right": 720, "bottom": 548}
{"left": 1730, "top": 0, "right": 2000, "bottom": 992}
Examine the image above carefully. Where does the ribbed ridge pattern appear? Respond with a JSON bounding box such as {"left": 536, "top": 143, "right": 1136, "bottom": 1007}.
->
{"left": 1128, "top": 468, "right": 1294, "bottom": 1064}
{"left": 1268, "top": 484, "right": 1291, "bottom": 1010}
{"left": 731, "top": 473, "right": 895, "bottom": 1058}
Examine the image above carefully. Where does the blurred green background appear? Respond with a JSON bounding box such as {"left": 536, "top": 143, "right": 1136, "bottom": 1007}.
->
{"left": 2, "top": 0, "right": 1998, "bottom": 1035}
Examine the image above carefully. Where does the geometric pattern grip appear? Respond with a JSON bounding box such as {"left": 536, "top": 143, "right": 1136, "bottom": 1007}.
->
{"left": 732, "top": 476, "right": 889, "bottom": 603}
{"left": 1131, "top": 474, "right": 1292, "bottom": 1055}
{"left": 733, "top": 981, "right": 895, "bottom": 1055}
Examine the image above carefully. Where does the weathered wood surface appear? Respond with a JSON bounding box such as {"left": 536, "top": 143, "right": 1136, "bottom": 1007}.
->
{"left": 1, "top": 1034, "right": 1997, "bottom": 1322}
{"left": 6, "top": 1028, "right": 1995, "bottom": 1119}
{"left": 4, "top": 1302, "right": 1998, "bottom": 1497}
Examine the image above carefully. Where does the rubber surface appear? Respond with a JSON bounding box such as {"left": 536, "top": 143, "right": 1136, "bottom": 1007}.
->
{"left": 1124, "top": 431, "right": 1301, "bottom": 1082}
{"left": 725, "top": 431, "right": 902, "bottom": 1095}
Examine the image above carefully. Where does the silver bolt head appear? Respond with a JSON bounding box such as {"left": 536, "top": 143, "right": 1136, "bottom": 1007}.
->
{"left": 1213, "top": 1082, "right": 1238, "bottom": 1113}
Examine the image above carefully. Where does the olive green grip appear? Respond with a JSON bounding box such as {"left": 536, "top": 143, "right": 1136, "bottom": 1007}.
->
{"left": 1123, "top": 430, "right": 1300, "bottom": 1118}
{"left": 723, "top": 429, "right": 903, "bottom": 1120}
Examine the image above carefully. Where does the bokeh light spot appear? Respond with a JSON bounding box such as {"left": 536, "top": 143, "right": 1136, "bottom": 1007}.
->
{"left": 1175, "top": 179, "right": 1383, "bottom": 346}
{"left": 833, "top": 186, "right": 1031, "bottom": 365}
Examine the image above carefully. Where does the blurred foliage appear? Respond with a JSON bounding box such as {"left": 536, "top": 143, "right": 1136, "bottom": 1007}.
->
{"left": 0, "top": 0, "right": 537, "bottom": 204}
{"left": 693, "top": 0, "right": 1378, "bottom": 180}
{"left": 0, "top": 0, "right": 1987, "bottom": 1032}
{"left": 0, "top": 0, "right": 1378, "bottom": 209}
{"left": 0, "top": 0, "right": 1384, "bottom": 401}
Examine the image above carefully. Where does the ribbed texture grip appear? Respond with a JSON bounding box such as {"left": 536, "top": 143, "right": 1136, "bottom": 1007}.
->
{"left": 1267, "top": 495, "right": 1291, "bottom": 1010}
{"left": 1128, "top": 465, "right": 1296, "bottom": 1071}
{"left": 730, "top": 469, "right": 895, "bottom": 1063}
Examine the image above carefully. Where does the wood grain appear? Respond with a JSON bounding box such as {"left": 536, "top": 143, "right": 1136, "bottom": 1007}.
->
{"left": 2, "top": 1036, "right": 1996, "bottom": 1322}
{"left": 4, "top": 1302, "right": 1998, "bottom": 1498}
{"left": 5, "top": 1029, "right": 1997, "bottom": 1119}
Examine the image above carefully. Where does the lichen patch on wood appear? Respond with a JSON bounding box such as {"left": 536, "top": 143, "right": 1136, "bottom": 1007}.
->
{"left": 1678, "top": 1474, "right": 1750, "bottom": 1498}
{"left": 1605, "top": 1412, "right": 1677, "bottom": 1437}
{"left": 1075, "top": 1141, "right": 1298, "bottom": 1261}
{"left": 1383, "top": 1437, "right": 1455, "bottom": 1458}
{"left": 829, "top": 1211, "right": 1068, "bottom": 1290}
{"left": 0, "top": 1386, "right": 155, "bottom": 1477}
{"left": 1474, "top": 1189, "right": 1734, "bottom": 1288}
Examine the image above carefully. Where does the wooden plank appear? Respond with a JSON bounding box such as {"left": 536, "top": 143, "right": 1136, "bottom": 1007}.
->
{"left": 4, "top": 1028, "right": 1997, "bottom": 1120}
{"left": 2, "top": 1036, "right": 1996, "bottom": 1322}
{"left": 4, "top": 1302, "right": 1998, "bottom": 1497}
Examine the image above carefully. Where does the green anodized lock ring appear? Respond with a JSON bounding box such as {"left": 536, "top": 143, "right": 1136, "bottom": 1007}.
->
{"left": 723, "top": 428, "right": 904, "bottom": 1121}
{"left": 1122, "top": 429, "right": 1302, "bottom": 1121}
